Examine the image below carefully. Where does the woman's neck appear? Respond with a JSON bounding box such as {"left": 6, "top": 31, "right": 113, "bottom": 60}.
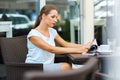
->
{"left": 36, "top": 20, "right": 49, "bottom": 32}
{"left": 35, "top": 21, "right": 50, "bottom": 37}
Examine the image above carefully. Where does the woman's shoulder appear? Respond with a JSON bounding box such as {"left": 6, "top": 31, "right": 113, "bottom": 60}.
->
{"left": 27, "top": 29, "right": 40, "bottom": 37}
{"left": 29, "top": 29, "right": 39, "bottom": 33}
{"left": 49, "top": 28, "right": 58, "bottom": 38}
{"left": 49, "top": 28, "right": 57, "bottom": 32}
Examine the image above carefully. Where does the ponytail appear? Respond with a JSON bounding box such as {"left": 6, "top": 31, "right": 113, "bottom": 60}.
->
{"left": 33, "top": 15, "right": 41, "bottom": 28}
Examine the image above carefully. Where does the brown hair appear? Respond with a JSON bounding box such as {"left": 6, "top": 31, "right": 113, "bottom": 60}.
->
{"left": 33, "top": 5, "right": 57, "bottom": 28}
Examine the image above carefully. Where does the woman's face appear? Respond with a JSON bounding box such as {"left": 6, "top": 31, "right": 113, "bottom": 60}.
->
{"left": 43, "top": 10, "right": 58, "bottom": 27}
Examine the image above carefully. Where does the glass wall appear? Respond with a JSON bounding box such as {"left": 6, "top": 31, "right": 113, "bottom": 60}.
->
{"left": 46, "top": 0, "right": 81, "bottom": 43}
{"left": 94, "top": 1, "right": 120, "bottom": 80}
{"left": 0, "top": 0, "right": 36, "bottom": 37}
{"left": 0, "top": 0, "right": 81, "bottom": 43}
{"left": 94, "top": 0, "right": 114, "bottom": 45}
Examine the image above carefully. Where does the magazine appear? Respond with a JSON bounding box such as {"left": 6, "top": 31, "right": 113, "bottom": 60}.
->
{"left": 84, "top": 39, "right": 98, "bottom": 56}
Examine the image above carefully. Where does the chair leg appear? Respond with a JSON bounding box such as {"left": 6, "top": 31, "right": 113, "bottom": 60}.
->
{"left": 0, "top": 64, "right": 7, "bottom": 80}
{"left": 95, "top": 70, "right": 114, "bottom": 80}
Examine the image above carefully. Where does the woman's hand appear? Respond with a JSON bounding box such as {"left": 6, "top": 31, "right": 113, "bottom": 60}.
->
{"left": 77, "top": 39, "right": 94, "bottom": 54}
{"left": 76, "top": 46, "right": 89, "bottom": 53}
{"left": 83, "top": 39, "right": 94, "bottom": 48}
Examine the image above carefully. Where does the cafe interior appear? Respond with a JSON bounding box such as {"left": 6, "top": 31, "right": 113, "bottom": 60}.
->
{"left": 0, "top": 0, "right": 120, "bottom": 80}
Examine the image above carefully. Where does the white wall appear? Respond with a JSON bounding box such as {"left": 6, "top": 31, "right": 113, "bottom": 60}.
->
{"left": 81, "top": 0, "right": 94, "bottom": 44}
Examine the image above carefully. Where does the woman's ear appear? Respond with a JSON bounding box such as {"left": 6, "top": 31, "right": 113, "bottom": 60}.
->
{"left": 42, "top": 13, "right": 47, "bottom": 19}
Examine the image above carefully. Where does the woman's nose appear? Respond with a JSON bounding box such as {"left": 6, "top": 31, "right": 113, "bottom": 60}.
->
{"left": 54, "top": 18, "right": 58, "bottom": 23}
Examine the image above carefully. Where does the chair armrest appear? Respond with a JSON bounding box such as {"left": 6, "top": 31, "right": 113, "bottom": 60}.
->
{"left": 5, "top": 62, "right": 43, "bottom": 80}
{"left": 5, "top": 62, "right": 43, "bottom": 71}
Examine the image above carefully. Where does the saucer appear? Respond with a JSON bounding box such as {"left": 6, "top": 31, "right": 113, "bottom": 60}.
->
{"left": 97, "top": 50, "right": 112, "bottom": 53}
{"left": 97, "top": 49, "right": 113, "bottom": 55}
{"left": 97, "top": 48, "right": 112, "bottom": 53}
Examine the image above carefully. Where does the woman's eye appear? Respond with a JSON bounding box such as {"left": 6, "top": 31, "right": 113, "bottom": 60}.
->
{"left": 51, "top": 16, "right": 56, "bottom": 18}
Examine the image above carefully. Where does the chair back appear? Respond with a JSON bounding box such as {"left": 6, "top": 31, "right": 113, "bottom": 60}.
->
{"left": 0, "top": 21, "right": 12, "bottom": 64}
{"left": 0, "top": 35, "right": 43, "bottom": 80}
{"left": 23, "top": 57, "right": 98, "bottom": 80}
{"left": 0, "top": 35, "right": 27, "bottom": 63}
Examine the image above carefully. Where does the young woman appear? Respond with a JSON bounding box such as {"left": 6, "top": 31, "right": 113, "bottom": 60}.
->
{"left": 25, "top": 5, "right": 91, "bottom": 72}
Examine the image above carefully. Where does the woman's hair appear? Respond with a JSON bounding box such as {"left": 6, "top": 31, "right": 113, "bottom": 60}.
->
{"left": 34, "top": 5, "right": 57, "bottom": 28}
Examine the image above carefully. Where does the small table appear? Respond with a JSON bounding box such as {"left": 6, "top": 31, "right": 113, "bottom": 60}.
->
{"left": 68, "top": 52, "right": 114, "bottom": 62}
{"left": 67, "top": 52, "right": 116, "bottom": 73}
{"left": 67, "top": 53, "right": 91, "bottom": 64}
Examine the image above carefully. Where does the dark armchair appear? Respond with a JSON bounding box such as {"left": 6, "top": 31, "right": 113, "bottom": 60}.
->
{"left": 0, "top": 35, "right": 43, "bottom": 80}
{"left": 23, "top": 57, "right": 98, "bottom": 80}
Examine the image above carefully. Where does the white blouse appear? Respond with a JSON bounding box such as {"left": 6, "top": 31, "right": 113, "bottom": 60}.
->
{"left": 25, "top": 28, "right": 57, "bottom": 64}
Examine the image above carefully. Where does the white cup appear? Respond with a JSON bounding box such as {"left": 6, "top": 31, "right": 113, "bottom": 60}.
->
{"left": 99, "top": 45, "right": 110, "bottom": 51}
{"left": 107, "top": 39, "right": 116, "bottom": 51}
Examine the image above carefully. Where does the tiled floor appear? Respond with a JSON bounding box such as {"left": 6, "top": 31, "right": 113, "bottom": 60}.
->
{"left": 0, "top": 64, "right": 6, "bottom": 80}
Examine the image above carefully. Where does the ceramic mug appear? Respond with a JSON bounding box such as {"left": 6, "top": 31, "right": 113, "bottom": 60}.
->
{"left": 99, "top": 45, "right": 110, "bottom": 51}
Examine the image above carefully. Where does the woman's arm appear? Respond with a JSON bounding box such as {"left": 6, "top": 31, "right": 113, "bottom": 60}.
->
{"left": 29, "top": 36, "right": 88, "bottom": 54}
{"left": 55, "top": 34, "right": 91, "bottom": 48}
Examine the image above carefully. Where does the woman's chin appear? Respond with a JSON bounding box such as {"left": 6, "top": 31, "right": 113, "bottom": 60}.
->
{"left": 50, "top": 25, "right": 54, "bottom": 27}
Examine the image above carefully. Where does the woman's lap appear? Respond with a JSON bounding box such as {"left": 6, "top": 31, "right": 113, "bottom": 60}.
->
{"left": 43, "top": 63, "right": 61, "bottom": 72}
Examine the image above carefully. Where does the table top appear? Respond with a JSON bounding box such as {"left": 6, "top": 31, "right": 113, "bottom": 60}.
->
{"left": 67, "top": 52, "right": 116, "bottom": 64}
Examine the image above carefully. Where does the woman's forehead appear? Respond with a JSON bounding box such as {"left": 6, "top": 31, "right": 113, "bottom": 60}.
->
{"left": 49, "top": 10, "right": 58, "bottom": 15}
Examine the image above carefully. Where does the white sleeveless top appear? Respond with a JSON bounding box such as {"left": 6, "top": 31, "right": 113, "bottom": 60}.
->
{"left": 25, "top": 28, "right": 57, "bottom": 64}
